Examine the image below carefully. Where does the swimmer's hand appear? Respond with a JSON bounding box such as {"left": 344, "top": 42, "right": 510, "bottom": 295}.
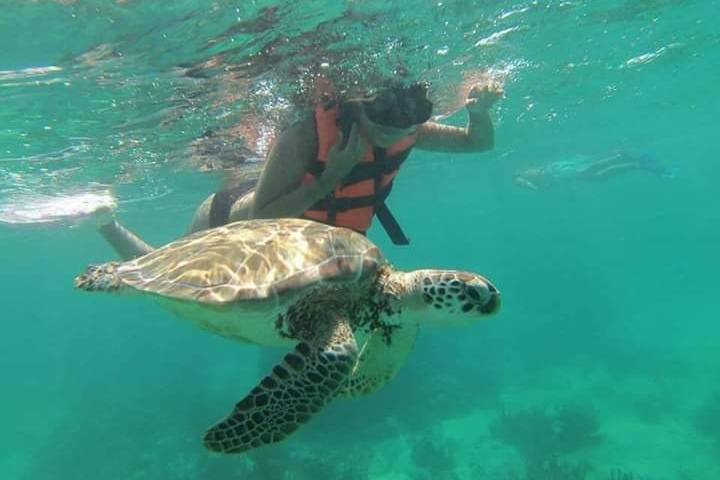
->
{"left": 320, "top": 124, "right": 366, "bottom": 186}
{"left": 466, "top": 80, "right": 504, "bottom": 113}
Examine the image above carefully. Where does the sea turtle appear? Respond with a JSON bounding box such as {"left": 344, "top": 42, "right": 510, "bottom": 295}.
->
{"left": 74, "top": 218, "right": 500, "bottom": 454}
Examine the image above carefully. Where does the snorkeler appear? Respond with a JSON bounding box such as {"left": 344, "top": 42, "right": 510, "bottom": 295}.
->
{"left": 512, "top": 151, "right": 673, "bottom": 191}
{"left": 97, "top": 79, "right": 503, "bottom": 260}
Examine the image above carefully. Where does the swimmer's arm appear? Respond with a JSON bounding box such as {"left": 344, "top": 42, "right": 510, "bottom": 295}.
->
{"left": 414, "top": 110, "right": 494, "bottom": 153}
{"left": 415, "top": 81, "right": 502, "bottom": 153}
{"left": 252, "top": 119, "right": 358, "bottom": 219}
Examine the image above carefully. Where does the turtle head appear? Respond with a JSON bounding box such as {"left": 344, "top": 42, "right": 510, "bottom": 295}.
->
{"left": 401, "top": 269, "right": 501, "bottom": 326}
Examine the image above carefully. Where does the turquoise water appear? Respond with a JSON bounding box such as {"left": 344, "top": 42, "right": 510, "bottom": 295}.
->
{"left": 2, "top": 1, "right": 719, "bottom": 479}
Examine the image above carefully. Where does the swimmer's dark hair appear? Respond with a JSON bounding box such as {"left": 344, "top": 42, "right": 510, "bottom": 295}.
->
{"left": 342, "top": 82, "right": 433, "bottom": 130}
{"left": 363, "top": 82, "right": 433, "bottom": 129}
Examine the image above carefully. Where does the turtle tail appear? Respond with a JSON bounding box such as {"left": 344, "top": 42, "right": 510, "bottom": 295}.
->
{"left": 74, "top": 262, "right": 124, "bottom": 292}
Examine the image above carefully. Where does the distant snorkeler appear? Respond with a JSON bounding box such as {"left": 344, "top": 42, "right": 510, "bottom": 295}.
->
{"left": 512, "top": 151, "right": 674, "bottom": 191}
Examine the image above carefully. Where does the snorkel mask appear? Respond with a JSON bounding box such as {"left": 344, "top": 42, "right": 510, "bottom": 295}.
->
{"left": 362, "top": 82, "right": 433, "bottom": 129}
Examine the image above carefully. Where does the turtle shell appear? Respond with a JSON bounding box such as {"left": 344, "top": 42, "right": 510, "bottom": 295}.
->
{"left": 114, "top": 218, "right": 385, "bottom": 304}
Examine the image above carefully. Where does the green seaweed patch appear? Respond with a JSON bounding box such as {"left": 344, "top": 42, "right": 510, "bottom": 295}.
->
{"left": 411, "top": 430, "right": 460, "bottom": 480}
{"left": 606, "top": 468, "right": 652, "bottom": 480}
{"left": 490, "top": 404, "right": 603, "bottom": 463}
{"left": 526, "top": 456, "right": 591, "bottom": 480}
{"left": 694, "top": 390, "right": 720, "bottom": 444}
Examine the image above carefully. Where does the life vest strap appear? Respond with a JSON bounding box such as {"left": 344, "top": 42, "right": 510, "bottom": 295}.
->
{"left": 376, "top": 202, "right": 410, "bottom": 245}
{"left": 308, "top": 182, "right": 393, "bottom": 211}
{"left": 306, "top": 103, "right": 413, "bottom": 245}
{"left": 304, "top": 150, "right": 407, "bottom": 185}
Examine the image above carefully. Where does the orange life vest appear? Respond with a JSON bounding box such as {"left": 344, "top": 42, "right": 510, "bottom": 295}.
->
{"left": 301, "top": 104, "right": 415, "bottom": 243}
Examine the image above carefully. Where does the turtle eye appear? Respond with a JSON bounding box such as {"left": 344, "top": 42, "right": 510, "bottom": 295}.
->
{"left": 464, "top": 285, "right": 482, "bottom": 302}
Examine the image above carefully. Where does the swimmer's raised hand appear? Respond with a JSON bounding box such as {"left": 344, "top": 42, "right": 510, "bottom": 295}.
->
{"left": 466, "top": 80, "right": 504, "bottom": 113}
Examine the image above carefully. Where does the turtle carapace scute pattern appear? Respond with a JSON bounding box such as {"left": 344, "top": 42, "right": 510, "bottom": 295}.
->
{"left": 75, "top": 218, "right": 501, "bottom": 454}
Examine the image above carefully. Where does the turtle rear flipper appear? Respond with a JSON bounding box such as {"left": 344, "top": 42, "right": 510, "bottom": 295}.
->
{"left": 203, "top": 316, "right": 357, "bottom": 454}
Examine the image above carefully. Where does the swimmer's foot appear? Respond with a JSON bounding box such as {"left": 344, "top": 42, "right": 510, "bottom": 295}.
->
{"left": 92, "top": 204, "right": 117, "bottom": 229}
{"left": 637, "top": 153, "right": 675, "bottom": 178}
{"left": 86, "top": 185, "right": 117, "bottom": 226}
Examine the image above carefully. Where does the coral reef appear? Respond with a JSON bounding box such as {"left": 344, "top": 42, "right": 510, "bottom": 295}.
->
{"left": 606, "top": 468, "right": 650, "bottom": 480}
{"left": 489, "top": 403, "right": 602, "bottom": 480}
{"left": 490, "top": 404, "right": 602, "bottom": 463}
{"left": 235, "top": 442, "right": 373, "bottom": 480}
{"left": 525, "top": 456, "right": 591, "bottom": 480}
{"left": 411, "top": 430, "right": 460, "bottom": 480}
{"left": 631, "top": 392, "right": 673, "bottom": 425}
{"left": 694, "top": 390, "right": 720, "bottom": 443}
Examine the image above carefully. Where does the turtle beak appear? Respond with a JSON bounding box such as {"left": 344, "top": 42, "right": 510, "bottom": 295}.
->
{"left": 464, "top": 279, "right": 501, "bottom": 315}
{"left": 481, "top": 286, "right": 501, "bottom": 315}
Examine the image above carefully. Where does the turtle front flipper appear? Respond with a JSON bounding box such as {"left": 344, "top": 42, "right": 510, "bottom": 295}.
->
{"left": 203, "top": 316, "right": 358, "bottom": 454}
{"left": 344, "top": 320, "right": 419, "bottom": 397}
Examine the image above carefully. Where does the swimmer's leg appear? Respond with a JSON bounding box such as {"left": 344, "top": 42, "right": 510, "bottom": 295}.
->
{"left": 187, "top": 194, "right": 215, "bottom": 234}
{"left": 98, "top": 219, "right": 155, "bottom": 261}
{"left": 186, "top": 185, "right": 256, "bottom": 235}
{"left": 577, "top": 152, "right": 629, "bottom": 177}
{"left": 585, "top": 162, "right": 642, "bottom": 181}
